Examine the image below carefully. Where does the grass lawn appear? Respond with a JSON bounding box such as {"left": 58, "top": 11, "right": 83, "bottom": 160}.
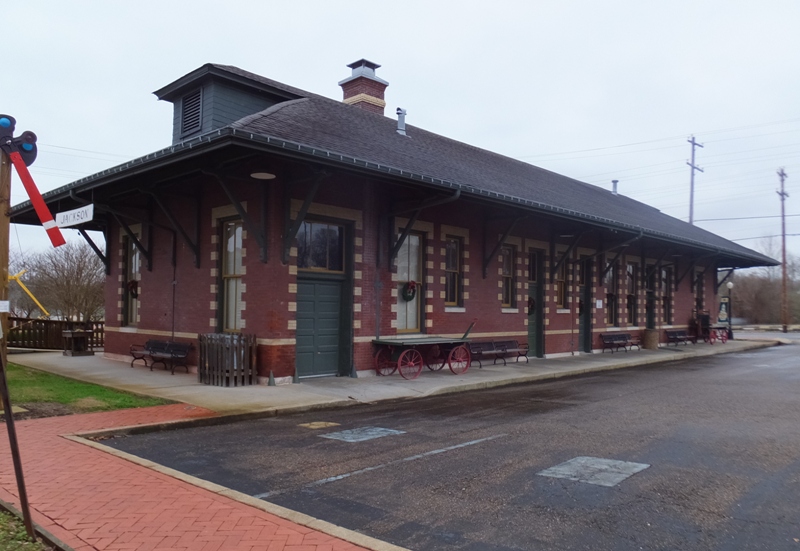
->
{"left": 0, "top": 511, "right": 51, "bottom": 550}
{"left": 4, "top": 362, "right": 169, "bottom": 418}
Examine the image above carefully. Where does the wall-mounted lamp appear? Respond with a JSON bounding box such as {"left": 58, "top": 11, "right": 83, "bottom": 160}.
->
{"left": 250, "top": 171, "right": 277, "bottom": 180}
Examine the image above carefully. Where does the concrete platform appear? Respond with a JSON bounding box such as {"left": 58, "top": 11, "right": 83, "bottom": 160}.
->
{"left": 11, "top": 338, "right": 782, "bottom": 416}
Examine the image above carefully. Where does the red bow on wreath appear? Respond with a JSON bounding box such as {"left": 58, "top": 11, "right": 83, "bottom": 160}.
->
{"left": 401, "top": 280, "right": 417, "bottom": 301}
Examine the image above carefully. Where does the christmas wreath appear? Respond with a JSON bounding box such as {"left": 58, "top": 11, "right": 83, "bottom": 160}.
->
{"left": 127, "top": 280, "right": 139, "bottom": 298}
{"left": 401, "top": 281, "right": 417, "bottom": 301}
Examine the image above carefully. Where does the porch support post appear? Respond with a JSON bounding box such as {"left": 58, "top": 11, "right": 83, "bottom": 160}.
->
{"left": 283, "top": 173, "right": 324, "bottom": 264}
{"left": 78, "top": 228, "right": 109, "bottom": 275}
{"left": 483, "top": 215, "right": 524, "bottom": 279}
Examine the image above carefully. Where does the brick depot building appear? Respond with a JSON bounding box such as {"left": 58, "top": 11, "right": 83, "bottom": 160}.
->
{"left": 11, "top": 60, "right": 776, "bottom": 382}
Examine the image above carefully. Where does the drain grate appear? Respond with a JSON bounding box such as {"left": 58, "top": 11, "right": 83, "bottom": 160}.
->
{"left": 319, "top": 426, "right": 406, "bottom": 442}
{"left": 537, "top": 456, "right": 650, "bottom": 487}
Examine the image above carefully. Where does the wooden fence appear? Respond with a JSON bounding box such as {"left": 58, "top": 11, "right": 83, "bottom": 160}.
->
{"left": 7, "top": 317, "right": 105, "bottom": 350}
{"left": 198, "top": 333, "right": 257, "bottom": 386}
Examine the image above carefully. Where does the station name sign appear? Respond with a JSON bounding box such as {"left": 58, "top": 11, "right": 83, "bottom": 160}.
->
{"left": 55, "top": 204, "right": 94, "bottom": 228}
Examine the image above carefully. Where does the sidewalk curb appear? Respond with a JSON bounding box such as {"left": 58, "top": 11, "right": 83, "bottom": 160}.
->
{"left": 423, "top": 339, "right": 778, "bottom": 398}
{"left": 0, "top": 497, "right": 76, "bottom": 551}
{"left": 70, "top": 340, "right": 779, "bottom": 441}
{"left": 62, "top": 435, "right": 410, "bottom": 551}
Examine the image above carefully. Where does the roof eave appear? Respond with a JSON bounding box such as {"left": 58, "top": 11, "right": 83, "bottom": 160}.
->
{"left": 13, "top": 128, "right": 777, "bottom": 269}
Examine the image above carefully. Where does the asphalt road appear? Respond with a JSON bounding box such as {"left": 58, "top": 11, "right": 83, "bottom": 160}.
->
{"left": 107, "top": 345, "right": 800, "bottom": 551}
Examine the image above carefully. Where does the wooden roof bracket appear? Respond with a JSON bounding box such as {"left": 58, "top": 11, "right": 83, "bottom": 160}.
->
{"left": 675, "top": 257, "right": 695, "bottom": 292}
{"left": 483, "top": 214, "right": 525, "bottom": 279}
{"left": 645, "top": 250, "right": 671, "bottom": 280}
{"left": 283, "top": 171, "right": 325, "bottom": 264}
{"left": 69, "top": 190, "right": 157, "bottom": 270}
{"left": 588, "top": 230, "right": 642, "bottom": 260}
{"left": 388, "top": 190, "right": 461, "bottom": 268}
{"left": 139, "top": 188, "right": 201, "bottom": 268}
{"left": 600, "top": 245, "right": 629, "bottom": 280}
{"left": 111, "top": 212, "right": 152, "bottom": 271}
{"left": 549, "top": 231, "right": 586, "bottom": 283}
{"left": 78, "top": 227, "right": 109, "bottom": 275}
{"left": 715, "top": 268, "right": 734, "bottom": 293}
{"left": 204, "top": 171, "right": 269, "bottom": 264}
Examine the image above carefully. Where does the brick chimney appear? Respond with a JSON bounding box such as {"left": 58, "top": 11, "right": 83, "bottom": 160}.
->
{"left": 338, "top": 59, "right": 388, "bottom": 115}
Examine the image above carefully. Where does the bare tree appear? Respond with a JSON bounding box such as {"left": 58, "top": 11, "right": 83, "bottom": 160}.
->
{"left": 8, "top": 251, "right": 39, "bottom": 318}
{"left": 18, "top": 242, "right": 105, "bottom": 321}
{"left": 729, "top": 239, "right": 799, "bottom": 324}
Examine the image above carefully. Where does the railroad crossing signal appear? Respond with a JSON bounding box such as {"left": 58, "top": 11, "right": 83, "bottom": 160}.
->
{"left": 0, "top": 115, "right": 65, "bottom": 247}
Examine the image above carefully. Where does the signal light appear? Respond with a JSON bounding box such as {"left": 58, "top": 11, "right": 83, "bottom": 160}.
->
{"left": 13, "top": 131, "right": 37, "bottom": 166}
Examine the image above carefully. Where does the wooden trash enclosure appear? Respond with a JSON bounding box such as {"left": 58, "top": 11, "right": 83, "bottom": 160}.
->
{"left": 198, "top": 333, "right": 257, "bottom": 387}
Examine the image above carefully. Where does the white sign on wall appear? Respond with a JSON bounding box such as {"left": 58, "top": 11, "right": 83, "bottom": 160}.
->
{"left": 55, "top": 204, "right": 94, "bottom": 228}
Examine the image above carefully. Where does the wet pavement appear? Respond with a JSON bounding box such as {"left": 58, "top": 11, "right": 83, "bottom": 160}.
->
{"left": 105, "top": 346, "right": 800, "bottom": 550}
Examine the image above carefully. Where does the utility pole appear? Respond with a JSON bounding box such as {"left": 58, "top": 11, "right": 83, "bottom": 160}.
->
{"left": 777, "top": 168, "right": 789, "bottom": 333}
{"left": 687, "top": 135, "right": 704, "bottom": 225}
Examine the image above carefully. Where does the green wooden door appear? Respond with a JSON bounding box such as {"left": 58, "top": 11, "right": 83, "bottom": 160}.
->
{"left": 527, "top": 249, "right": 545, "bottom": 358}
{"left": 296, "top": 278, "right": 343, "bottom": 377}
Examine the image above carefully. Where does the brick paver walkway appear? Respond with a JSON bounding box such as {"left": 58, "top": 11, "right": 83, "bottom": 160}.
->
{"left": 0, "top": 405, "right": 369, "bottom": 551}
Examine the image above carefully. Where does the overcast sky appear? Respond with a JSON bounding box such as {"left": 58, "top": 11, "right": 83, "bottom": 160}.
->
{"left": 4, "top": 1, "right": 799, "bottom": 263}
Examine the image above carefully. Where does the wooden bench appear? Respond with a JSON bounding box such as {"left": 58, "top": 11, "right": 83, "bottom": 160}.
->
{"left": 130, "top": 340, "right": 191, "bottom": 374}
{"left": 601, "top": 333, "right": 640, "bottom": 353}
{"left": 665, "top": 329, "right": 696, "bottom": 346}
{"left": 469, "top": 340, "right": 529, "bottom": 367}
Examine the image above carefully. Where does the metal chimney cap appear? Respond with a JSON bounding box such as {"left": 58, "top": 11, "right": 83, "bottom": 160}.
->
{"left": 338, "top": 58, "right": 389, "bottom": 86}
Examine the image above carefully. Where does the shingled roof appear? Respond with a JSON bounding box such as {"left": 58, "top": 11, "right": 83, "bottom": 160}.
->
{"left": 229, "top": 85, "right": 775, "bottom": 268}
{"left": 11, "top": 64, "right": 776, "bottom": 268}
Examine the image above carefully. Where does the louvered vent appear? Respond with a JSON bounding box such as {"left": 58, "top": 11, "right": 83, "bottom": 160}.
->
{"left": 181, "top": 89, "right": 202, "bottom": 135}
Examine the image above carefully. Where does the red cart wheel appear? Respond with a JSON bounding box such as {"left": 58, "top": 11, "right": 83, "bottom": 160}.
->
{"left": 374, "top": 348, "right": 396, "bottom": 376}
{"left": 425, "top": 345, "right": 447, "bottom": 371}
{"left": 709, "top": 329, "right": 717, "bottom": 345}
{"left": 719, "top": 330, "right": 728, "bottom": 344}
{"left": 448, "top": 345, "right": 471, "bottom": 375}
{"left": 398, "top": 349, "right": 424, "bottom": 380}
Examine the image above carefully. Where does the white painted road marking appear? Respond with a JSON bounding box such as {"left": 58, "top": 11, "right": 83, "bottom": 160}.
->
{"left": 537, "top": 456, "right": 650, "bottom": 487}
{"left": 319, "top": 426, "right": 406, "bottom": 442}
{"left": 254, "top": 434, "right": 508, "bottom": 500}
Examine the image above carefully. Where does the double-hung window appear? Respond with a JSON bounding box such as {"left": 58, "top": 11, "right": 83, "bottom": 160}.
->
{"left": 444, "top": 237, "right": 462, "bottom": 306}
{"left": 221, "top": 219, "right": 244, "bottom": 332}
{"left": 500, "top": 245, "right": 515, "bottom": 307}
{"left": 626, "top": 263, "right": 638, "bottom": 326}
{"left": 605, "top": 260, "right": 618, "bottom": 326}
{"left": 662, "top": 266, "right": 673, "bottom": 324}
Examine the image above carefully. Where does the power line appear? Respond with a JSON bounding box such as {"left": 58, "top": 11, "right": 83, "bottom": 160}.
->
{"left": 518, "top": 117, "right": 800, "bottom": 159}
{"left": 731, "top": 233, "right": 800, "bottom": 241}
{"left": 695, "top": 214, "right": 800, "bottom": 222}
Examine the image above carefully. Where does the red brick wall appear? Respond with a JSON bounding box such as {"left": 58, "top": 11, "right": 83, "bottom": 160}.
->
{"left": 104, "top": 172, "right": 721, "bottom": 378}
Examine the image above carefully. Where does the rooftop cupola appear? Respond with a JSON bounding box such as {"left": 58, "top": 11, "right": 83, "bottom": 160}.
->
{"left": 338, "top": 59, "right": 389, "bottom": 115}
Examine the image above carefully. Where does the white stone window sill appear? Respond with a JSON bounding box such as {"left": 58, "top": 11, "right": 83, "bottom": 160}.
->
{"left": 662, "top": 325, "right": 673, "bottom": 329}
{"left": 556, "top": 309, "right": 570, "bottom": 314}
{"left": 606, "top": 327, "right": 622, "bottom": 331}
{"left": 501, "top": 308, "right": 519, "bottom": 314}
{"left": 445, "top": 307, "right": 466, "bottom": 313}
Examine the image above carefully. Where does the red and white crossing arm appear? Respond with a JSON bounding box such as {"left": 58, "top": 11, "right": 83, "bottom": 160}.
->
{"left": 0, "top": 114, "right": 65, "bottom": 248}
